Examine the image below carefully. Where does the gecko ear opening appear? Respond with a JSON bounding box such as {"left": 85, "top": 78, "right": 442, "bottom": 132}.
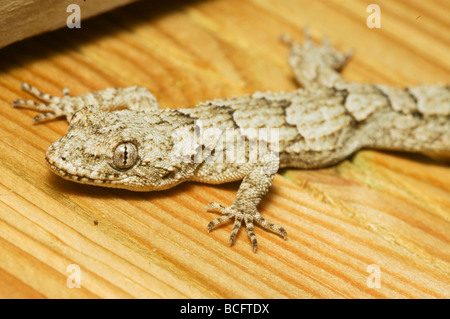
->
{"left": 69, "top": 105, "right": 107, "bottom": 129}
{"left": 69, "top": 106, "right": 90, "bottom": 128}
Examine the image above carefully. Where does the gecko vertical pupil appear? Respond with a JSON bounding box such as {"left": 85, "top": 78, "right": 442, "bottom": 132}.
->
{"left": 113, "top": 142, "right": 138, "bottom": 169}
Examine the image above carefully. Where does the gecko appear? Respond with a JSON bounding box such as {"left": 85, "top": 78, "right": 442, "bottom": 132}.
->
{"left": 12, "top": 30, "right": 450, "bottom": 252}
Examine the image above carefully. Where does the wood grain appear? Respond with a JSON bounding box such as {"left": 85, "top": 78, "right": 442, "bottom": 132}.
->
{"left": 0, "top": 0, "right": 449, "bottom": 298}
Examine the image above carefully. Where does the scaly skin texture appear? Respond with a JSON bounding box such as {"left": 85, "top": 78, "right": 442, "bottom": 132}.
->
{"left": 12, "top": 30, "right": 450, "bottom": 252}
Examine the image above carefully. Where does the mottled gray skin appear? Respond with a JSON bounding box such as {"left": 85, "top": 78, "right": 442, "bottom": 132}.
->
{"left": 13, "top": 30, "right": 450, "bottom": 252}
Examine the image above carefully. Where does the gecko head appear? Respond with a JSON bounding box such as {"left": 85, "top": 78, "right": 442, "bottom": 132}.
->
{"left": 45, "top": 107, "right": 199, "bottom": 191}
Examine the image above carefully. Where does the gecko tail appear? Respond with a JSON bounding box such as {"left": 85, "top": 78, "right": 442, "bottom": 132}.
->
{"left": 365, "top": 111, "right": 450, "bottom": 156}
{"left": 359, "top": 84, "right": 450, "bottom": 155}
{"left": 367, "top": 118, "right": 450, "bottom": 154}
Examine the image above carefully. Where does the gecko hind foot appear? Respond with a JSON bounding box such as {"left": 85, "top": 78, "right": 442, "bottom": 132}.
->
{"left": 206, "top": 202, "right": 287, "bottom": 252}
{"left": 281, "top": 27, "right": 352, "bottom": 89}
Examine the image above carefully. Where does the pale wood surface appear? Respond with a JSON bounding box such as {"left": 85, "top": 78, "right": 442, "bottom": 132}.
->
{"left": 0, "top": 0, "right": 449, "bottom": 298}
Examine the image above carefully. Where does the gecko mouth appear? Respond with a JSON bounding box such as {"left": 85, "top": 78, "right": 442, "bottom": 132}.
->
{"left": 46, "top": 159, "right": 125, "bottom": 186}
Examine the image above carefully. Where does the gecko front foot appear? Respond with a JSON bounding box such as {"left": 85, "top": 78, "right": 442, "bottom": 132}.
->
{"left": 206, "top": 202, "right": 287, "bottom": 252}
{"left": 12, "top": 82, "right": 72, "bottom": 123}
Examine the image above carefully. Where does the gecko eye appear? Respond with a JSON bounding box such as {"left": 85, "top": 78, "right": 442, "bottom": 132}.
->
{"left": 112, "top": 142, "right": 139, "bottom": 169}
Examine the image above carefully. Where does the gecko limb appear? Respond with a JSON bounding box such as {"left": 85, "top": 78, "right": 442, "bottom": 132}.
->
{"left": 12, "top": 83, "right": 160, "bottom": 123}
{"left": 206, "top": 154, "right": 286, "bottom": 252}
{"left": 283, "top": 28, "right": 352, "bottom": 89}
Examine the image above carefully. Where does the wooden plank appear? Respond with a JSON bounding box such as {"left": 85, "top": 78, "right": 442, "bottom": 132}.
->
{"left": 0, "top": 0, "right": 448, "bottom": 298}
{"left": 0, "top": 0, "right": 140, "bottom": 49}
